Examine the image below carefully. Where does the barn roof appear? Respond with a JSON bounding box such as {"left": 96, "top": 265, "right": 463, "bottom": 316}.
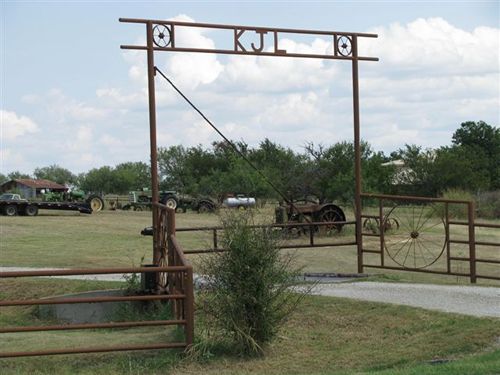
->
{"left": 11, "top": 179, "right": 67, "bottom": 190}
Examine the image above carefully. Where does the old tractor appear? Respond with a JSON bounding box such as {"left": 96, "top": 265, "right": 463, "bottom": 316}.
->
{"left": 275, "top": 198, "right": 346, "bottom": 235}
{"left": 42, "top": 189, "right": 105, "bottom": 212}
{"left": 123, "top": 188, "right": 218, "bottom": 213}
{"left": 123, "top": 189, "right": 179, "bottom": 211}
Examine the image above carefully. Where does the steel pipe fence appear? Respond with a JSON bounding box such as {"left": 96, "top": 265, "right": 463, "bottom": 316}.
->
{"left": 174, "top": 220, "right": 357, "bottom": 254}
{"left": 360, "top": 193, "right": 500, "bottom": 283}
{"left": 0, "top": 206, "right": 194, "bottom": 359}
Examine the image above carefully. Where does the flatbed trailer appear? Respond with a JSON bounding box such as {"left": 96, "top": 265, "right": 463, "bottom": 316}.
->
{"left": 0, "top": 201, "right": 92, "bottom": 216}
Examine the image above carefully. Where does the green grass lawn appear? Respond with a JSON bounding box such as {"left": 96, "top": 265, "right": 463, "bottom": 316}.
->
{"left": 0, "top": 278, "right": 499, "bottom": 375}
{"left": 1, "top": 208, "right": 498, "bottom": 285}
{"left": 1, "top": 210, "right": 499, "bottom": 373}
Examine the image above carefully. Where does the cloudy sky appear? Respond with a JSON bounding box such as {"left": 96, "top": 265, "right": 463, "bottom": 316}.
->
{"left": 1, "top": 1, "right": 499, "bottom": 175}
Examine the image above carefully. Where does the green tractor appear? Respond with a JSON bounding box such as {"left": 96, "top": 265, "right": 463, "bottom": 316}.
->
{"left": 42, "top": 189, "right": 105, "bottom": 212}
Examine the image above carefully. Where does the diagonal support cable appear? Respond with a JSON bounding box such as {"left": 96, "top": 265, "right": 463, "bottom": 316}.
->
{"left": 155, "top": 67, "right": 293, "bottom": 203}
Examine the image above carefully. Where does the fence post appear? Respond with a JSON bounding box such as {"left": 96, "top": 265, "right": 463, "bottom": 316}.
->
{"left": 185, "top": 266, "right": 195, "bottom": 348}
{"left": 445, "top": 203, "right": 451, "bottom": 274}
{"left": 379, "top": 199, "right": 384, "bottom": 267}
{"left": 309, "top": 224, "right": 314, "bottom": 246}
{"left": 468, "top": 201, "right": 476, "bottom": 283}
{"left": 166, "top": 208, "right": 176, "bottom": 315}
{"left": 167, "top": 208, "right": 175, "bottom": 273}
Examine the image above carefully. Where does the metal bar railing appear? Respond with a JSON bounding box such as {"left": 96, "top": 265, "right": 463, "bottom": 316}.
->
{"left": 0, "top": 343, "right": 187, "bottom": 359}
{"left": 360, "top": 193, "right": 472, "bottom": 204}
{"left": 360, "top": 194, "right": 499, "bottom": 283}
{"left": 165, "top": 207, "right": 194, "bottom": 348}
{"left": 0, "top": 265, "right": 191, "bottom": 357}
{"left": 176, "top": 220, "right": 356, "bottom": 254}
{"left": 0, "top": 320, "right": 186, "bottom": 334}
{"left": 0, "top": 266, "right": 187, "bottom": 278}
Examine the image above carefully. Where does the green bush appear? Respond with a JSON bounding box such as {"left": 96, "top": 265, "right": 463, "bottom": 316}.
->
{"left": 476, "top": 190, "right": 500, "bottom": 219}
{"left": 435, "top": 189, "right": 474, "bottom": 219}
{"left": 197, "top": 211, "right": 306, "bottom": 356}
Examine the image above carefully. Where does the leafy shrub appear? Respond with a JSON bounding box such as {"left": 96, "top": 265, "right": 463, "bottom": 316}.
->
{"left": 197, "top": 211, "right": 306, "bottom": 356}
{"left": 434, "top": 189, "right": 474, "bottom": 219}
{"left": 476, "top": 190, "right": 500, "bottom": 219}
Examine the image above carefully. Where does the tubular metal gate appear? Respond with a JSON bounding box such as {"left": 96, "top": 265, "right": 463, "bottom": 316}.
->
{"left": 0, "top": 206, "right": 194, "bottom": 358}
{"left": 360, "top": 193, "right": 500, "bottom": 283}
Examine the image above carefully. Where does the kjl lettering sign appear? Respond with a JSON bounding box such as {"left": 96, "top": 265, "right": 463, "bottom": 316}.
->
{"left": 234, "top": 29, "right": 286, "bottom": 55}
{"left": 120, "top": 18, "right": 378, "bottom": 61}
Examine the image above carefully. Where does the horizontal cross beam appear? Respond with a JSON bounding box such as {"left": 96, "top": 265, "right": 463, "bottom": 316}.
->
{"left": 119, "top": 18, "right": 378, "bottom": 62}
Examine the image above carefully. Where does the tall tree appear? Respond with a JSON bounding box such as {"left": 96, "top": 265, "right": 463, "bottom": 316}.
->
{"left": 114, "top": 162, "right": 151, "bottom": 192}
{"left": 34, "top": 164, "right": 76, "bottom": 185}
{"left": 430, "top": 146, "right": 490, "bottom": 193}
{"left": 452, "top": 121, "right": 500, "bottom": 189}
{"left": 7, "top": 171, "right": 32, "bottom": 180}
{"left": 79, "top": 166, "right": 114, "bottom": 194}
{"left": 390, "top": 144, "right": 436, "bottom": 196}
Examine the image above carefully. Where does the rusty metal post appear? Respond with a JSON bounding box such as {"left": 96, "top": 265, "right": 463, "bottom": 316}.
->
{"left": 468, "top": 201, "right": 477, "bottom": 283}
{"left": 166, "top": 208, "right": 176, "bottom": 316}
{"left": 213, "top": 228, "right": 218, "bottom": 250}
{"left": 167, "top": 208, "right": 176, "bottom": 267}
{"left": 379, "top": 198, "right": 384, "bottom": 266}
{"left": 352, "top": 36, "right": 363, "bottom": 274}
{"left": 445, "top": 203, "right": 451, "bottom": 273}
{"left": 146, "top": 21, "right": 161, "bottom": 266}
{"left": 185, "top": 267, "right": 195, "bottom": 347}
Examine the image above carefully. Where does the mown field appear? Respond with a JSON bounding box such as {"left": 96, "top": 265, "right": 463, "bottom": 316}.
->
{"left": 1, "top": 207, "right": 498, "bottom": 285}
{"left": 0, "top": 208, "right": 499, "bottom": 374}
{"left": 0, "top": 278, "right": 499, "bottom": 375}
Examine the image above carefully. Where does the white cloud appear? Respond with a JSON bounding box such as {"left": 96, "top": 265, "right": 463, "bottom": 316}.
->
{"left": 221, "top": 38, "right": 338, "bottom": 93}
{"left": 165, "top": 15, "right": 224, "bottom": 89}
{"left": 255, "top": 92, "right": 322, "bottom": 130}
{"left": 46, "top": 89, "right": 107, "bottom": 124}
{"left": 361, "top": 18, "right": 499, "bottom": 75}
{"left": 1, "top": 110, "right": 39, "bottom": 140}
{"left": 77, "top": 126, "right": 92, "bottom": 144}
{"left": 96, "top": 87, "right": 148, "bottom": 108}
{"left": 100, "top": 134, "right": 123, "bottom": 148}
{"left": 5, "top": 16, "right": 498, "bottom": 175}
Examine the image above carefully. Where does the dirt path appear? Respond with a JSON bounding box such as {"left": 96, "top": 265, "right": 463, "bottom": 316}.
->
{"left": 311, "top": 282, "right": 500, "bottom": 318}
{"left": 2, "top": 267, "right": 499, "bottom": 318}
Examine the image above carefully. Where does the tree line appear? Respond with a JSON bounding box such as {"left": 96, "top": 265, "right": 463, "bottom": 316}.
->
{"left": 1, "top": 121, "right": 498, "bottom": 203}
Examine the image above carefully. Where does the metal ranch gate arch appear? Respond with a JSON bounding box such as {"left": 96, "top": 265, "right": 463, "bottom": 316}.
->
{"left": 119, "top": 17, "right": 379, "bottom": 273}
{"left": 119, "top": 18, "right": 499, "bottom": 284}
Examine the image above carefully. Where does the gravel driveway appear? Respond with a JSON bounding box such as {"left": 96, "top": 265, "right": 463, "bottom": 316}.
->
{"left": 2, "top": 267, "right": 499, "bottom": 318}
{"left": 311, "top": 282, "right": 500, "bottom": 318}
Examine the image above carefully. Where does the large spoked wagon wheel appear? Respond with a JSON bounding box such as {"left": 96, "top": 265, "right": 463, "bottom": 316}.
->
{"left": 87, "top": 195, "right": 104, "bottom": 212}
{"left": 319, "top": 207, "right": 344, "bottom": 234}
{"left": 383, "top": 204, "right": 446, "bottom": 269}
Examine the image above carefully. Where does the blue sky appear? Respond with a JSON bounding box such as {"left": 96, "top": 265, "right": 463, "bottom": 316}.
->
{"left": 1, "top": 1, "right": 499, "bottom": 175}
